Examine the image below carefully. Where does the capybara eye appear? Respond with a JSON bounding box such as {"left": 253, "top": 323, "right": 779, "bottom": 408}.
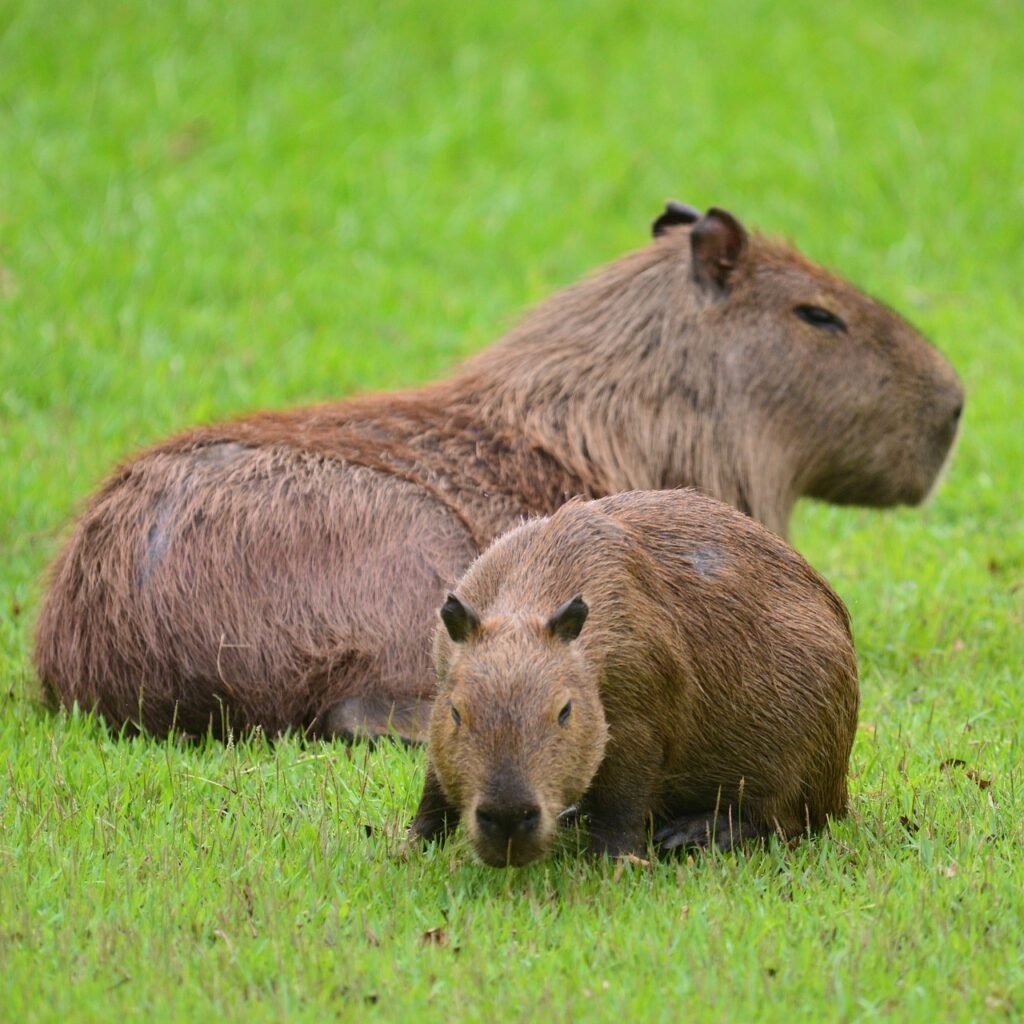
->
{"left": 451, "top": 704, "right": 462, "bottom": 727}
{"left": 558, "top": 701, "right": 573, "bottom": 727}
{"left": 794, "top": 304, "right": 847, "bottom": 333}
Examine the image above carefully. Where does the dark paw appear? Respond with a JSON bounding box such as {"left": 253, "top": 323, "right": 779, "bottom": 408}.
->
{"left": 408, "top": 765, "right": 460, "bottom": 846}
{"left": 407, "top": 811, "right": 455, "bottom": 845}
{"left": 654, "top": 812, "right": 766, "bottom": 853}
{"left": 587, "top": 826, "right": 647, "bottom": 860}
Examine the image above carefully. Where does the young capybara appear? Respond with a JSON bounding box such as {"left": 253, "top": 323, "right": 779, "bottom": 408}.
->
{"left": 409, "top": 489, "right": 859, "bottom": 867}
{"left": 34, "top": 204, "right": 958, "bottom": 741}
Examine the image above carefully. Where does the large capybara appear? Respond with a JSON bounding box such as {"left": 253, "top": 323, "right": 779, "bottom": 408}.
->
{"left": 34, "top": 204, "right": 959, "bottom": 741}
{"left": 410, "top": 489, "right": 859, "bottom": 867}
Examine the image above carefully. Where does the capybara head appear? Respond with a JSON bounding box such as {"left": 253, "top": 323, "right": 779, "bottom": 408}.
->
{"left": 428, "top": 593, "right": 607, "bottom": 867}
{"left": 477, "top": 204, "right": 965, "bottom": 535}
{"left": 665, "top": 206, "right": 965, "bottom": 508}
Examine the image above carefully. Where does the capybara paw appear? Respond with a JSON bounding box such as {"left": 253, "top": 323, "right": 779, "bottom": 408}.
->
{"left": 587, "top": 827, "right": 646, "bottom": 860}
{"left": 406, "top": 818, "right": 432, "bottom": 843}
{"left": 321, "top": 696, "right": 432, "bottom": 745}
{"left": 654, "top": 812, "right": 766, "bottom": 853}
{"left": 407, "top": 808, "right": 458, "bottom": 844}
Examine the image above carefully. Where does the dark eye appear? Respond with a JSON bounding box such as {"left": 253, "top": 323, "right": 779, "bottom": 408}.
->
{"left": 451, "top": 704, "right": 461, "bottom": 728}
{"left": 794, "top": 304, "right": 847, "bottom": 333}
{"left": 558, "top": 701, "right": 573, "bottom": 727}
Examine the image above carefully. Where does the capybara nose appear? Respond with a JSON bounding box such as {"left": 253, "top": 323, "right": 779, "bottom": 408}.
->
{"left": 939, "top": 396, "right": 964, "bottom": 446}
{"left": 476, "top": 803, "right": 541, "bottom": 841}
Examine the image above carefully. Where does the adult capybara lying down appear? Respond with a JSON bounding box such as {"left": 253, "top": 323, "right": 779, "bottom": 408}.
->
{"left": 34, "top": 204, "right": 959, "bottom": 741}
{"left": 410, "top": 489, "right": 859, "bottom": 867}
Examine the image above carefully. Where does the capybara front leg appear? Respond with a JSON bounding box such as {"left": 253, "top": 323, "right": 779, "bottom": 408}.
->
{"left": 654, "top": 810, "right": 772, "bottom": 853}
{"left": 408, "top": 764, "right": 460, "bottom": 843}
{"left": 583, "top": 790, "right": 650, "bottom": 859}
{"left": 587, "top": 819, "right": 649, "bottom": 859}
{"left": 321, "top": 695, "right": 432, "bottom": 745}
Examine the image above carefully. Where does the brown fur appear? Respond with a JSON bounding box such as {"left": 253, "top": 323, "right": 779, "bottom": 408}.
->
{"left": 33, "top": 207, "right": 959, "bottom": 740}
{"left": 411, "top": 489, "right": 860, "bottom": 866}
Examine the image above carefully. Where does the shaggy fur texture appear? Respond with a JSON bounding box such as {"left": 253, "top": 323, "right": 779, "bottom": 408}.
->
{"left": 34, "top": 206, "right": 961, "bottom": 739}
{"left": 411, "top": 489, "right": 860, "bottom": 866}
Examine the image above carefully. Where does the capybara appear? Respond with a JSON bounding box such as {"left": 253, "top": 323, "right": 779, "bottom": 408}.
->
{"left": 409, "top": 489, "right": 859, "bottom": 867}
{"left": 34, "top": 204, "right": 959, "bottom": 741}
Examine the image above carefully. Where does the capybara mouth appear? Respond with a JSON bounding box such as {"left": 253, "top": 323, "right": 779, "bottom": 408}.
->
{"left": 474, "top": 837, "right": 549, "bottom": 869}
{"left": 910, "top": 395, "right": 965, "bottom": 504}
{"left": 904, "top": 435, "right": 961, "bottom": 506}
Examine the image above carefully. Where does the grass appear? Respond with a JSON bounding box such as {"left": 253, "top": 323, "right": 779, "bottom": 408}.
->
{"left": 1, "top": 0, "right": 1022, "bottom": 1019}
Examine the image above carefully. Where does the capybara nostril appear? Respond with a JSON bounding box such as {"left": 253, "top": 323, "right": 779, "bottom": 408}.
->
{"left": 475, "top": 807, "right": 498, "bottom": 835}
{"left": 951, "top": 400, "right": 964, "bottom": 424}
{"left": 476, "top": 804, "right": 541, "bottom": 840}
{"left": 518, "top": 806, "right": 541, "bottom": 833}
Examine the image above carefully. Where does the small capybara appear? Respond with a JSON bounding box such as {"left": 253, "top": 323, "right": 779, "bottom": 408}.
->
{"left": 35, "top": 204, "right": 956, "bottom": 741}
{"left": 410, "top": 489, "right": 859, "bottom": 867}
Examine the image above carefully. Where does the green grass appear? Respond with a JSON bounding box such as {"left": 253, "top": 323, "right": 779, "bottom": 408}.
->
{"left": 2, "top": 0, "right": 1022, "bottom": 1019}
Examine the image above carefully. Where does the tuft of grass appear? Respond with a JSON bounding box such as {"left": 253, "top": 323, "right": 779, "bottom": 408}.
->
{"left": 1, "top": 0, "right": 1022, "bottom": 1020}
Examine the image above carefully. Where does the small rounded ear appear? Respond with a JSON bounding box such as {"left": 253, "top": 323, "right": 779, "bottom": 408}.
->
{"left": 691, "top": 207, "right": 748, "bottom": 290}
{"left": 440, "top": 593, "right": 481, "bottom": 643}
{"left": 546, "top": 594, "right": 588, "bottom": 643}
{"left": 652, "top": 200, "right": 701, "bottom": 238}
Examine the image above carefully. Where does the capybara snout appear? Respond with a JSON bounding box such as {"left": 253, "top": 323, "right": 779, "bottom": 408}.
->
{"left": 472, "top": 796, "right": 546, "bottom": 868}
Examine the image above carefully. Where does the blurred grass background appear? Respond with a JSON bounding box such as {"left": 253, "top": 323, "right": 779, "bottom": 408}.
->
{"left": 1, "top": 0, "right": 1022, "bottom": 1020}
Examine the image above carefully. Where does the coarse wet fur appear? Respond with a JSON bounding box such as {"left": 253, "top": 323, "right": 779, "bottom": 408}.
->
{"left": 34, "top": 205, "right": 960, "bottom": 740}
{"left": 409, "top": 489, "right": 860, "bottom": 866}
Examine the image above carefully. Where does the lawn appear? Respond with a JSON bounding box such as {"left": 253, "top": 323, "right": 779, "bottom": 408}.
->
{"left": 1, "top": 0, "right": 1022, "bottom": 1020}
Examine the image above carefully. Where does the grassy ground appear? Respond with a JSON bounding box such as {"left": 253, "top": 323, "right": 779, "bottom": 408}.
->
{"left": 2, "top": 0, "right": 1022, "bottom": 1019}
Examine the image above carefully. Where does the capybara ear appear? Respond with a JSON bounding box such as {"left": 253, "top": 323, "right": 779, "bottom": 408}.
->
{"left": 690, "top": 207, "right": 748, "bottom": 290}
{"left": 546, "top": 594, "right": 588, "bottom": 642}
{"left": 440, "top": 593, "right": 481, "bottom": 643}
{"left": 652, "top": 200, "right": 701, "bottom": 237}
